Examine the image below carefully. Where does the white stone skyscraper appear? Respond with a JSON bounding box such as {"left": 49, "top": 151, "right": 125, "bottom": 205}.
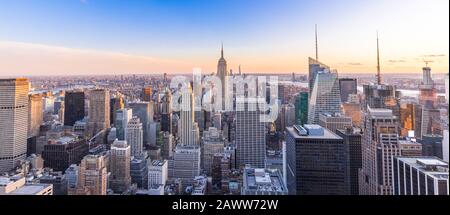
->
{"left": 307, "top": 70, "right": 342, "bottom": 124}
{"left": 0, "top": 78, "right": 29, "bottom": 173}
{"left": 126, "top": 116, "right": 144, "bottom": 157}
{"left": 178, "top": 85, "right": 197, "bottom": 146}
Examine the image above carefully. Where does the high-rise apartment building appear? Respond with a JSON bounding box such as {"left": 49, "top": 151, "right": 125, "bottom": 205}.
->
{"left": 0, "top": 78, "right": 29, "bottom": 173}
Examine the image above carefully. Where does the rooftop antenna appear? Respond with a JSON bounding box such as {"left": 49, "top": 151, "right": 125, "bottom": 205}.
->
{"left": 315, "top": 24, "right": 319, "bottom": 61}
{"left": 376, "top": 31, "right": 381, "bottom": 85}
{"left": 424, "top": 59, "right": 433, "bottom": 67}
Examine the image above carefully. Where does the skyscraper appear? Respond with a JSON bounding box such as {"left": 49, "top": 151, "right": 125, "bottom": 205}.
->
{"left": 294, "top": 92, "right": 308, "bottom": 125}
{"left": 87, "top": 89, "right": 110, "bottom": 136}
{"left": 28, "top": 94, "right": 44, "bottom": 138}
{"left": 109, "top": 140, "right": 132, "bottom": 194}
{"left": 116, "top": 108, "right": 132, "bottom": 140}
{"left": 235, "top": 85, "right": 266, "bottom": 169}
{"left": 339, "top": 78, "right": 357, "bottom": 103}
{"left": 64, "top": 91, "right": 85, "bottom": 126}
{"left": 359, "top": 108, "right": 401, "bottom": 195}
{"left": 286, "top": 125, "right": 350, "bottom": 195}
{"left": 161, "top": 88, "right": 172, "bottom": 133}
{"left": 216, "top": 44, "right": 230, "bottom": 110}
{"left": 419, "top": 66, "right": 437, "bottom": 109}
{"left": 308, "top": 58, "right": 330, "bottom": 94}
{"left": 126, "top": 116, "right": 144, "bottom": 157}
{"left": 336, "top": 128, "right": 362, "bottom": 195}
{"left": 142, "top": 86, "right": 153, "bottom": 102}
{"left": 0, "top": 78, "right": 29, "bottom": 173}
{"left": 129, "top": 101, "right": 154, "bottom": 145}
{"left": 178, "top": 85, "right": 197, "bottom": 146}
{"left": 110, "top": 95, "right": 124, "bottom": 127}
{"left": 308, "top": 70, "right": 342, "bottom": 124}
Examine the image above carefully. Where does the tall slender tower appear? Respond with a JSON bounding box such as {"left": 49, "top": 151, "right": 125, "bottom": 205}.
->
{"left": 376, "top": 32, "right": 382, "bottom": 85}
{"left": 217, "top": 43, "right": 229, "bottom": 110}
{"left": 0, "top": 78, "right": 29, "bottom": 173}
{"left": 178, "top": 85, "right": 196, "bottom": 146}
{"left": 315, "top": 24, "right": 319, "bottom": 61}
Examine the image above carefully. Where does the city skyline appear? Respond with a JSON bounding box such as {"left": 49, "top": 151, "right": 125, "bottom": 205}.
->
{"left": 0, "top": 0, "right": 449, "bottom": 76}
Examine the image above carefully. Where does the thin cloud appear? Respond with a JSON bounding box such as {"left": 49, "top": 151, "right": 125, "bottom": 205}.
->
{"left": 387, "top": 59, "right": 407, "bottom": 64}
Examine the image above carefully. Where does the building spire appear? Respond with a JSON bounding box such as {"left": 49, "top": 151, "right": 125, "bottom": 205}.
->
{"left": 376, "top": 31, "right": 381, "bottom": 85}
{"left": 315, "top": 24, "right": 319, "bottom": 61}
{"left": 221, "top": 42, "right": 224, "bottom": 58}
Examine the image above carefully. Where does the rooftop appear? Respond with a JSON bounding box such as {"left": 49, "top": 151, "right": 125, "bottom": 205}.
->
{"left": 397, "top": 157, "right": 448, "bottom": 180}
{"left": 288, "top": 125, "right": 342, "bottom": 140}
{"left": 243, "top": 168, "right": 287, "bottom": 193}
{"left": 10, "top": 184, "right": 52, "bottom": 195}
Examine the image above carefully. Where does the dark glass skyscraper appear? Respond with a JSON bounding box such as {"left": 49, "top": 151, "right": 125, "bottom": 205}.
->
{"left": 64, "top": 91, "right": 85, "bottom": 126}
{"left": 286, "top": 125, "right": 350, "bottom": 195}
{"left": 339, "top": 78, "right": 357, "bottom": 103}
{"left": 294, "top": 92, "right": 308, "bottom": 125}
{"left": 336, "top": 128, "right": 362, "bottom": 195}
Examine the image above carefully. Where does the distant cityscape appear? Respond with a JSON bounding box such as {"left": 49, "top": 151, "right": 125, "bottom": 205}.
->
{"left": 1, "top": 29, "right": 449, "bottom": 196}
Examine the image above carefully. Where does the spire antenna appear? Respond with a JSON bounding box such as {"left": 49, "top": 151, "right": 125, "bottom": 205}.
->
{"left": 315, "top": 24, "right": 319, "bottom": 61}
{"left": 376, "top": 31, "right": 381, "bottom": 85}
{"left": 221, "top": 42, "right": 224, "bottom": 58}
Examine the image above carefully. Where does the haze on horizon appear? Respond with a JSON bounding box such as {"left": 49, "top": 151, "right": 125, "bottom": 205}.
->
{"left": 0, "top": 0, "right": 448, "bottom": 76}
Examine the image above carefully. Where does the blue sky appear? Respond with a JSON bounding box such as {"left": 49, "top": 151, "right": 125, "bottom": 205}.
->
{"left": 0, "top": 0, "right": 448, "bottom": 75}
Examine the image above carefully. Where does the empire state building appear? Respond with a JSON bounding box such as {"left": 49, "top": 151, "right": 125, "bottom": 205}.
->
{"left": 216, "top": 44, "right": 229, "bottom": 111}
